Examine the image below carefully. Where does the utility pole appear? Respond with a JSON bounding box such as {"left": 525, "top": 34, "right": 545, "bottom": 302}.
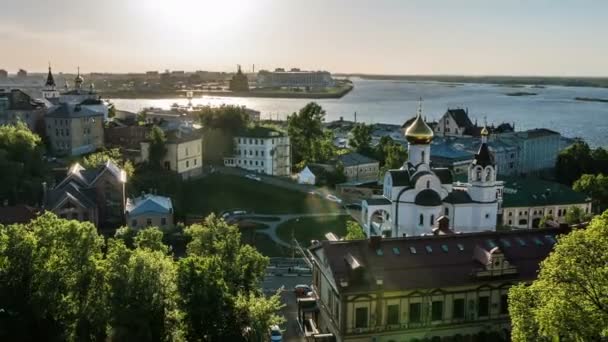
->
{"left": 354, "top": 111, "right": 357, "bottom": 123}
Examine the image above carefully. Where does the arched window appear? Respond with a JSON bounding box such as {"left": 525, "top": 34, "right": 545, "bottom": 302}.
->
{"left": 419, "top": 214, "right": 424, "bottom": 226}
{"left": 421, "top": 150, "right": 425, "bottom": 163}
{"left": 426, "top": 180, "right": 430, "bottom": 189}
{"left": 444, "top": 207, "right": 449, "bottom": 216}
{"left": 430, "top": 215, "right": 435, "bottom": 226}
{"left": 476, "top": 167, "right": 482, "bottom": 181}
{"left": 486, "top": 169, "right": 492, "bottom": 181}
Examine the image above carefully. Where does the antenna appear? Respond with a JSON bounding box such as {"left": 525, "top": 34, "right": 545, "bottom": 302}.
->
{"left": 417, "top": 97, "right": 423, "bottom": 117}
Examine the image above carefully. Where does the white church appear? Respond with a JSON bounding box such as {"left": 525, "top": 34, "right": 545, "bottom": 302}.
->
{"left": 362, "top": 101, "right": 504, "bottom": 237}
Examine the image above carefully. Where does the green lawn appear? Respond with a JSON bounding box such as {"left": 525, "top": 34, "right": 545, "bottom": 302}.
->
{"left": 242, "top": 232, "right": 291, "bottom": 257}
{"left": 182, "top": 174, "right": 341, "bottom": 216}
{"left": 276, "top": 215, "right": 356, "bottom": 247}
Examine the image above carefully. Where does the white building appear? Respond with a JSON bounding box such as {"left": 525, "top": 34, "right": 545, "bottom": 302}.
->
{"left": 126, "top": 193, "right": 174, "bottom": 230}
{"left": 362, "top": 101, "right": 503, "bottom": 237}
{"left": 297, "top": 166, "right": 316, "bottom": 185}
{"left": 43, "top": 67, "right": 109, "bottom": 120}
{"left": 257, "top": 68, "right": 335, "bottom": 89}
{"left": 140, "top": 126, "right": 203, "bottom": 180}
{"left": 223, "top": 126, "right": 291, "bottom": 176}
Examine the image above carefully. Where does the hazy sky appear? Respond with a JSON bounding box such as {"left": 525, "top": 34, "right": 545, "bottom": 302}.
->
{"left": 2, "top": 0, "right": 607, "bottom": 76}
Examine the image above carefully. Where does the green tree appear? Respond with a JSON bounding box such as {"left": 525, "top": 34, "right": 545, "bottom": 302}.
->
{"left": 573, "top": 173, "right": 608, "bottom": 213}
{"left": 177, "top": 215, "right": 282, "bottom": 341}
{"left": 81, "top": 148, "right": 135, "bottom": 178}
{"left": 0, "top": 122, "right": 47, "bottom": 205}
{"left": 592, "top": 147, "right": 608, "bottom": 174}
{"left": 555, "top": 141, "right": 593, "bottom": 185}
{"left": 509, "top": 210, "right": 608, "bottom": 341}
{"left": 134, "top": 227, "right": 169, "bottom": 254}
{"left": 349, "top": 123, "right": 373, "bottom": 155}
{"left": 538, "top": 215, "right": 554, "bottom": 229}
{"left": 0, "top": 212, "right": 108, "bottom": 341}
{"left": 287, "top": 102, "right": 328, "bottom": 166}
{"left": 197, "top": 105, "right": 249, "bottom": 132}
{"left": 345, "top": 221, "right": 366, "bottom": 240}
{"left": 564, "top": 205, "right": 591, "bottom": 225}
{"left": 105, "top": 237, "right": 184, "bottom": 341}
{"left": 148, "top": 126, "right": 167, "bottom": 168}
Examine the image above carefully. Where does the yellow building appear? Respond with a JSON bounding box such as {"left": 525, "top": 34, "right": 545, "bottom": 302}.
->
{"left": 141, "top": 128, "right": 203, "bottom": 180}
{"left": 306, "top": 226, "right": 566, "bottom": 341}
{"left": 45, "top": 102, "right": 104, "bottom": 156}
{"left": 126, "top": 193, "right": 174, "bottom": 230}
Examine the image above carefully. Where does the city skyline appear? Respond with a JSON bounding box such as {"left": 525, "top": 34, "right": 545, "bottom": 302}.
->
{"left": 2, "top": 0, "right": 608, "bottom": 76}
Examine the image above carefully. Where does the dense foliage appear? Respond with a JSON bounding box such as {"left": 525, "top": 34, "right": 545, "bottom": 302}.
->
{"left": 197, "top": 105, "right": 250, "bottom": 132}
{"left": 509, "top": 210, "right": 608, "bottom": 341}
{"left": 573, "top": 173, "right": 608, "bottom": 213}
{"left": 80, "top": 148, "right": 135, "bottom": 178}
{"left": 148, "top": 125, "right": 167, "bottom": 168}
{"left": 375, "top": 136, "right": 408, "bottom": 178}
{"left": 344, "top": 221, "right": 366, "bottom": 240}
{"left": 0, "top": 122, "right": 48, "bottom": 205}
{"left": 349, "top": 123, "right": 373, "bottom": 155}
{"left": 0, "top": 213, "right": 283, "bottom": 341}
{"left": 287, "top": 102, "right": 336, "bottom": 168}
{"left": 556, "top": 141, "right": 608, "bottom": 185}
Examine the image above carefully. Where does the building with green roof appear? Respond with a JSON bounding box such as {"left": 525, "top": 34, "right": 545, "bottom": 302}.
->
{"left": 500, "top": 177, "right": 591, "bottom": 229}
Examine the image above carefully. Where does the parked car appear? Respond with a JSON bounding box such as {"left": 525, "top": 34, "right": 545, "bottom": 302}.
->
{"left": 294, "top": 284, "right": 312, "bottom": 297}
{"left": 326, "top": 194, "right": 343, "bottom": 203}
{"left": 245, "top": 174, "right": 261, "bottom": 181}
{"left": 269, "top": 325, "right": 283, "bottom": 342}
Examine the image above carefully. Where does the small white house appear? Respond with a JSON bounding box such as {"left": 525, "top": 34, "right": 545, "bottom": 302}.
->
{"left": 125, "top": 194, "right": 174, "bottom": 230}
{"left": 298, "top": 166, "right": 316, "bottom": 185}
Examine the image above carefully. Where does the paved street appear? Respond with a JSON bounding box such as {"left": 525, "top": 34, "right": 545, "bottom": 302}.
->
{"left": 262, "top": 273, "right": 311, "bottom": 342}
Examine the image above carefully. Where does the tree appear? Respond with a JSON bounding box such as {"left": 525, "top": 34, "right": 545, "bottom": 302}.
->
{"left": 349, "top": 123, "right": 373, "bottom": 155}
{"left": 148, "top": 126, "right": 167, "bottom": 168}
{"left": 107, "top": 102, "right": 116, "bottom": 118}
{"left": 177, "top": 215, "right": 283, "bottom": 341}
{"left": 134, "top": 227, "right": 169, "bottom": 254}
{"left": 287, "top": 102, "right": 332, "bottom": 166}
{"left": 197, "top": 105, "right": 249, "bottom": 132}
{"left": 509, "top": 210, "right": 608, "bottom": 341}
{"left": 345, "top": 221, "right": 366, "bottom": 240}
{"left": 0, "top": 122, "right": 47, "bottom": 205}
{"left": 573, "top": 173, "right": 608, "bottom": 213}
{"left": 564, "top": 205, "right": 591, "bottom": 225}
{"left": 555, "top": 141, "right": 593, "bottom": 185}
{"left": 81, "top": 148, "right": 135, "bottom": 178}
{"left": 105, "top": 237, "right": 184, "bottom": 341}
{"left": 0, "top": 213, "right": 108, "bottom": 341}
{"left": 538, "top": 215, "right": 554, "bottom": 229}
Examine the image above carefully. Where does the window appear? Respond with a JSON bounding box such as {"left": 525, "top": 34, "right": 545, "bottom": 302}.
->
{"left": 186, "top": 160, "right": 190, "bottom": 168}
{"left": 409, "top": 303, "right": 422, "bottom": 323}
{"left": 355, "top": 307, "right": 368, "bottom": 328}
{"left": 164, "top": 161, "right": 171, "bottom": 170}
{"left": 131, "top": 219, "right": 137, "bottom": 227}
{"left": 518, "top": 219, "right": 528, "bottom": 225}
{"left": 392, "top": 247, "right": 400, "bottom": 255}
{"left": 194, "top": 159, "right": 197, "bottom": 165}
{"left": 444, "top": 207, "right": 449, "bottom": 216}
{"left": 419, "top": 214, "right": 424, "bottom": 226}
{"left": 425, "top": 245, "right": 433, "bottom": 253}
{"left": 457, "top": 243, "right": 464, "bottom": 251}
{"left": 441, "top": 244, "right": 448, "bottom": 253}
{"left": 387, "top": 304, "right": 399, "bottom": 325}
{"left": 426, "top": 180, "right": 430, "bottom": 189}
{"left": 478, "top": 296, "right": 489, "bottom": 317}
{"left": 146, "top": 218, "right": 152, "bottom": 226}
{"left": 508, "top": 220, "right": 512, "bottom": 225}
{"left": 453, "top": 298, "right": 465, "bottom": 319}
{"left": 421, "top": 150, "right": 425, "bottom": 162}
{"left": 430, "top": 215, "right": 434, "bottom": 226}
{"left": 376, "top": 249, "right": 383, "bottom": 256}
{"left": 431, "top": 301, "right": 443, "bottom": 321}
{"left": 161, "top": 217, "right": 167, "bottom": 226}
{"left": 500, "top": 294, "right": 509, "bottom": 315}
{"left": 409, "top": 246, "right": 417, "bottom": 254}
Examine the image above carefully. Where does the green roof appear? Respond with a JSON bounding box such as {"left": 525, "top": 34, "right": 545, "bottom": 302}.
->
{"left": 502, "top": 177, "right": 590, "bottom": 208}
{"left": 236, "top": 126, "right": 285, "bottom": 138}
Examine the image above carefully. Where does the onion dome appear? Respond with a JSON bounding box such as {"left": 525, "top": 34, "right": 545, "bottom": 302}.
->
{"left": 405, "top": 98, "right": 434, "bottom": 144}
{"left": 481, "top": 126, "right": 489, "bottom": 136}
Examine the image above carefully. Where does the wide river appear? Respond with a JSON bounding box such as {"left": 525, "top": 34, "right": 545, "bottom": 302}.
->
{"left": 112, "top": 78, "right": 608, "bottom": 147}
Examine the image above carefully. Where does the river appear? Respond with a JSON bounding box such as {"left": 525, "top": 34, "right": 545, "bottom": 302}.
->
{"left": 111, "top": 78, "right": 608, "bottom": 147}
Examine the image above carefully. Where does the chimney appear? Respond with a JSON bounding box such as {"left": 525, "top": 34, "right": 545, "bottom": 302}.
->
{"left": 369, "top": 235, "right": 382, "bottom": 250}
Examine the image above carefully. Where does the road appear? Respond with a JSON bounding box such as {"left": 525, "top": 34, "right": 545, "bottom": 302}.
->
{"left": 262, "top": 273, "right": 311, "bottom": 342}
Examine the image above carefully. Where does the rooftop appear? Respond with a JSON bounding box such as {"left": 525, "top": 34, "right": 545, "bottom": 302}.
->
{"left": 235, "top": 125, "right": 285, "bottom": 138}
{"left": 501, "top": 177, "right": 590, "bottom": 208}
{"left": 126, "top": 194, "right": 173, "bottom": 216}
{"left": 335, "top": 152, "right": 378, "bottom": 167}
{"left": 311, "top": 227, "right": 567, "bottom": 294}
{"left": 46, "top": 102, "right": 104, "bottom": 118}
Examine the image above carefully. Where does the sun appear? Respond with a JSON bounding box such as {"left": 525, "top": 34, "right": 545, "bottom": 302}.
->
{"left": 140, "top": 0, "right": 253, "bottom": 35}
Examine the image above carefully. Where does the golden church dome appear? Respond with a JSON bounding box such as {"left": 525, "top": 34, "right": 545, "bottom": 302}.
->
{"left": 405, "top": 98, "right": 434, "bottom": 144}
{"left": 481, "top": 126, "right": 489, "bottom": 136}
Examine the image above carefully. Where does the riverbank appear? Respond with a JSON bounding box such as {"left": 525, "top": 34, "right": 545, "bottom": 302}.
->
{"left": 339, "top": 74, "right": 608, "bottom": 88}
{"left": 575, "top": 97, "right": 608, "bottom": 103}
{"left": 103, "top": 83, "right": 353, "bottom": 100}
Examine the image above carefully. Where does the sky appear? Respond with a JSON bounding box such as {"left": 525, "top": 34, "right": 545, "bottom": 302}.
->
{"left": 1, "top": 0, "right": 608, "bottom": 76}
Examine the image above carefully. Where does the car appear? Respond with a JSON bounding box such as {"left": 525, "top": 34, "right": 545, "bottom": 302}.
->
{"left": 269, "top": 325, "right": 282, "bottom": 342}
{"left": 294, "top": 284, "right": 312, "bottom": 297}
{"left": 326, "top": 194, "right": 343, "bottom": 203}
{"left": 245, "top": 174, "right": 261, "bottom": 181}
